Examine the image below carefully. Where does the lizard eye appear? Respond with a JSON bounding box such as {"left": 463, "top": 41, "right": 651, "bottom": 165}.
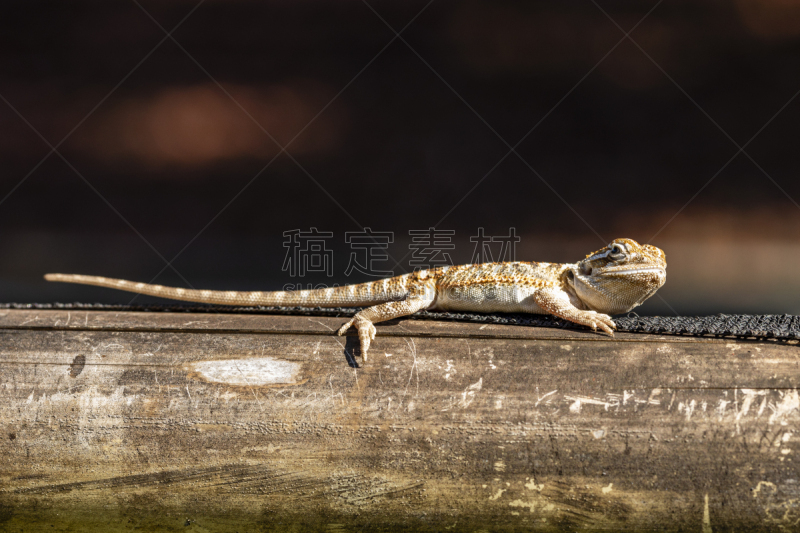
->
{"left": 609, "top": 243, "right": 626, "bottom": 258}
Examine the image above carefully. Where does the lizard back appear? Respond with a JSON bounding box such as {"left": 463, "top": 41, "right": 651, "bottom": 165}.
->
{"left": 432, "top": 261, "right": 568, "bottom": 314}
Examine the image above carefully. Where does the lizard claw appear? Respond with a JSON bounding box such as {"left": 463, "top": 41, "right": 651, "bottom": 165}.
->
{"left": 591, "top": 313, "right": 616, "bottom": 336}
{"left": 337, "top": 316, "right": 376, "bottom": 361}
{"left": 337, "top": 318, "right": 354, "bottom": 336}
{"left": 596, "top": 320, "right": 615, "bottom": 336}
{"left": 570, "top": 310, "right": 616, "bottom": 336}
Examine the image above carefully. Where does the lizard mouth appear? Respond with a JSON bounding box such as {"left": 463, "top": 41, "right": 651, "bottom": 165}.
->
{"left": 596, "top": 265, "right": 666, "bottom": 277}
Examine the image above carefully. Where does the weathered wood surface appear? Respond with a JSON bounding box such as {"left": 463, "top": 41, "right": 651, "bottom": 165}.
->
{"left": 1, "top": 309, "right": 799, "bottom": 532}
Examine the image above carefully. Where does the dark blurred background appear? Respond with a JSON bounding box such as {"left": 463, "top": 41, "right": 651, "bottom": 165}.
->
{"left": 2, "top": 0, "right": 800, "bottom": 315}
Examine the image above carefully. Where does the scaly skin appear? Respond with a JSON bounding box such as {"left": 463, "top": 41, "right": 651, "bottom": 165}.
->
{"left": 45, "top": 238, "right": 666, "bottom": 361}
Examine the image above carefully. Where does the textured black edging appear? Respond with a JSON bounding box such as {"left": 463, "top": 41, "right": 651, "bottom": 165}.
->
{"left": 1, "top": 302, "right": 799, "bottom": 341}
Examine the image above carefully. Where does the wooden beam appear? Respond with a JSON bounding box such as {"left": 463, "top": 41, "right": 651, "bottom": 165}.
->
{"left": 1, "top": 309, "right": 798, "bottom": 531}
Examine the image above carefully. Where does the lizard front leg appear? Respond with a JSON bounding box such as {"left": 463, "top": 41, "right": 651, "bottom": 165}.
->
{"left": 533, "top": 287, "right": 616, "bottom": 335}
{"left": 337, "top": 282, "right": 436, "bottom": 361}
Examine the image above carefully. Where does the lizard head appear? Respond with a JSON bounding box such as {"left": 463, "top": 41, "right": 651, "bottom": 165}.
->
{"left": 566, "top": 238, "right": 666, "bottom": 315}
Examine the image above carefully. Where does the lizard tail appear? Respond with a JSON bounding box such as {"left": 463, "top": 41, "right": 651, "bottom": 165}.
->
{"left": 44, "top": 273, "right": 411, "bottom": 308}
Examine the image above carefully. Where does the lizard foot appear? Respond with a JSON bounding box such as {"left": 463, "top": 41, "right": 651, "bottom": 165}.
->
{"left": 337, "top": 316, "right": 377, "bottom": 361}
{"left": 572, "top": 310, "right": 616, "bottom": 336}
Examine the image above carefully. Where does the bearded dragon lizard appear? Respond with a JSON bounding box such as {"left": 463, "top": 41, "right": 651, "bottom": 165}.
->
{"left": 45, "top": 238, "right": 666, "bottom": 361}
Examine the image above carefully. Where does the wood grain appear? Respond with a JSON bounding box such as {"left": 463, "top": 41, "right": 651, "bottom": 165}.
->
{"left": 1, "top": 309, "right": 798, "bottom": 531}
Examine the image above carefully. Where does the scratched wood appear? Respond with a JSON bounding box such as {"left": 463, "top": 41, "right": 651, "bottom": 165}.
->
{"left": 1, "top": 309, "right": 799, "bottom": 531}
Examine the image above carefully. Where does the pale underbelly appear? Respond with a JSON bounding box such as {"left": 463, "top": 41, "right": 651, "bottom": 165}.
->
{"left": 431, "top": 285, "right": 545, "bottom": 314}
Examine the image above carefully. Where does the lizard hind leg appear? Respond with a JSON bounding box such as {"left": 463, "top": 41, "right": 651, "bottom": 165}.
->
{"left": 336, "top": 287, "right": 435, "bottom": 361}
